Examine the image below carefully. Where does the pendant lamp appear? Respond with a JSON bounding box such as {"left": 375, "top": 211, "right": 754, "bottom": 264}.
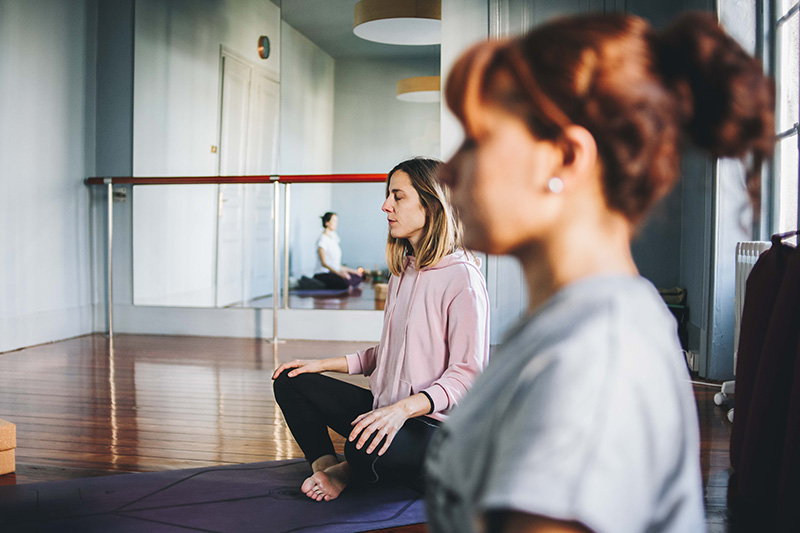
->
{"left": 353, "top": 0, "right": 441, "bottom": 46}
{"left": 396, "top": 76, "right": 440, "bottom": 103}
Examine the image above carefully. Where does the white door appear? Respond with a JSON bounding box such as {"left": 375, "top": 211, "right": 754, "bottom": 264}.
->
{"left": 246, "top": 70, "right": 280, "bottom": 174}
{"left": 243, "top": 184, "right": 275, "bottom": 301}
{"left": 243, "top": 71, "right": 280, "bottom": 301}
{"left": 216, "top": 55, "right": 251, "bottom": 307}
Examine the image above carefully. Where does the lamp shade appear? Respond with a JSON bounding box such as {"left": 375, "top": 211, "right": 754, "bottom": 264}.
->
{"left": 354, "top": 0, "right": 441, "bottom": 46}
{"left": 396, "top": 76, "right": 440, "bottom": 103}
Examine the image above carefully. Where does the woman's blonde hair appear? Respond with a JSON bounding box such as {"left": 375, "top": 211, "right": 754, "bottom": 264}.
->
{"left": 385, "top": 157, "right": 462, "bottom": 276}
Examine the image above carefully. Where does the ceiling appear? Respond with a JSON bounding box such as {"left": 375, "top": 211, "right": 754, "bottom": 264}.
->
{"left": 273, "top": 0, "right": 440, "bottom": 60}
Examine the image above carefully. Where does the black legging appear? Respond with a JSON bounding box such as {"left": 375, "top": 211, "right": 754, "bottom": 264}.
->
{"left": 313, "top": 272, "right": 360, "bottom": 290}
{"left": 273, "top": 372, "right": 440, "bottom": 492}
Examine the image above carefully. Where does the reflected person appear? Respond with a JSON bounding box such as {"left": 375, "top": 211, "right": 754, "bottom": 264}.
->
{"left": 273, "top": 157, "right": 490, "bottom": 501}
{"left": 312, "top": 212, "right": 362, "bottom": 290}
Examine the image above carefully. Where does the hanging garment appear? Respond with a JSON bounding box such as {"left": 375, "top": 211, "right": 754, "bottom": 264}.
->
{"left": 730, "top": 230, "right": 800, "bottom": 531}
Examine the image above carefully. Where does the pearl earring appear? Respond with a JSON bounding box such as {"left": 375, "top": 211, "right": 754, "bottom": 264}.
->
{"left": 548, "top": 176, "right": 564, "bottom": 194}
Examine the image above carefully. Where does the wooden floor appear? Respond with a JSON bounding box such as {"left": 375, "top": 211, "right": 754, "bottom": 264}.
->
{"left": 0, "top": 334, "right": 734, "bottom": 532}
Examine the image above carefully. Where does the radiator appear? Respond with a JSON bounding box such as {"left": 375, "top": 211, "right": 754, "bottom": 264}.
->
{"left": 733, "top": 241, "right": 771, "bottom": 372}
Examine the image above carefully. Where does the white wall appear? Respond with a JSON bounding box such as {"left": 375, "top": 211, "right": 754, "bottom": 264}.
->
{"left": 280, "top": 21, "right": 334, "bottom": 175}
{"left": 441, "top": 0, "right": 488, "bottom": 160}
{"left": 132, "top": 184, "right": 218, "bottom": 306}
{"left": 105, "top": 4, "right": 381, "bottom": 342}
{"left": 280, "top": 20, "right": 336, "bottom": 280}
{"left": 131, "top": 0, "right": 281, "bottom": 307}
{"left": 679, "top": 146, "right": 715, "bottom": 359}
{"left": 134, "top": 0, "right": 281, "bottom": 176}
{"left": 93, "top": 0, "right": 134, "bottom": 330}
{"left": 331, "top": 57, "right": 440, "bottom": 274}
{"left": 0, "top": 0, "right": 96, "bottom": 352}
{"left": 699, "top": 0, "right": 757, "bottom": 379}
{"left": 0, "top": 0, "right": 738, "bottom": 352}
{"left": 332, "top": 182, "right": 388, "bottom": 273}
{"left": 332, "top": 58, "right": 441, "bottom": 173}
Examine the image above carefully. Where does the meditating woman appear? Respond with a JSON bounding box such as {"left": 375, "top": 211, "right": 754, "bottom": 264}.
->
{"left": 425, "top": 12, "right": 773, "bottom": 533}
{"left": 312, "top": 212, "right": 362, "bottom": 290}
{"left": 273, "top": 157, "right": 490, "bottom": 501}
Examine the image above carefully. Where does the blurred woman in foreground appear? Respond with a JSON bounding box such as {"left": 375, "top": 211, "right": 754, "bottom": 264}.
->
{"left": 425, "top": 12, "right": 773, "bottom": 533}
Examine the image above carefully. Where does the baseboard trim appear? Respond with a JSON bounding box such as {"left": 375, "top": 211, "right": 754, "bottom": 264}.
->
{"left": 0, "top": 305, "right": 94, "bottom": 354}
{"left": 112, "top": 305, "right": 383, "bottom": 342}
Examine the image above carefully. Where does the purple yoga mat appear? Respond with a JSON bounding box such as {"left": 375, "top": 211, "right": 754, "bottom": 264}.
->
{"left": 291, "top": 289, "right": 350, "bottom": 297}
{"left": 0, "top": 459, "right": 425, "bottom": 532}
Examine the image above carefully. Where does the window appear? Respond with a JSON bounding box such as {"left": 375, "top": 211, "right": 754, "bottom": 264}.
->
{"left": 771, "top": 0, "right": 800, "bottom": 235}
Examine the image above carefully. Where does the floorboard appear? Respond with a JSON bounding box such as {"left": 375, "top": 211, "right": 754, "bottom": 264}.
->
{"left": 0, "top": 334, "right": 736, "bottom": 532}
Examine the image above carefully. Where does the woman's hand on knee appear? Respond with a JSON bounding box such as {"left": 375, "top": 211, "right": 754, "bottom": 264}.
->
{"left": 349, "top": 405, "right": 408, "bottom": 456}
{"left": 272, "top": 356, "right": 348, "bottom": 379}
{"left": 272, "top": 359, "right": 325, "bottom": 379}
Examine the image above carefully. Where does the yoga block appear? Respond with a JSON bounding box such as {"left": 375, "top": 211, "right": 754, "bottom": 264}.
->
{"left": 0, "top": 420, "right": 15, "bottom": 451}
{"left": 0, "top": 449, "right": 14, "bottom": 475}
{"left": 374, "top": 283, "right": 388, "bottom": 300}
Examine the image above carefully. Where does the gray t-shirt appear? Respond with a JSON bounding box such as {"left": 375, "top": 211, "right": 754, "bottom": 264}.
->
{"left": 425, "top": 275, "right": 704, "bottom": 533}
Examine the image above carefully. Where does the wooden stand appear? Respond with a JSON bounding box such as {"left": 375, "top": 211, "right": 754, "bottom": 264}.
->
{"left": 0, "top": 419, "right": 16, "bottom": 475}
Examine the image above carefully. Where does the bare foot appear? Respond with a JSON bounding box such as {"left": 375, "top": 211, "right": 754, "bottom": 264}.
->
{"left": 301, "top": 462, "right": 351, "bottom": 501}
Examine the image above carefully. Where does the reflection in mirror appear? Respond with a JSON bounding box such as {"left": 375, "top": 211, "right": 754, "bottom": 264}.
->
{"left": 133, "top": 0, "right": 281, "bottom": 176}
{"left": 133, "top": 184, "right": 275, "bottom": 308}
{"left": 286, "top": 182, "right": 388, "bottom": 310}
{"left": 133, "top": 185, "right": 217, "bottom": 307}
{"left": 280, "top": 0, "right": 441, "bottom": 309}
{"left": 131, "top": 0, "right": 441, "bottom": 309}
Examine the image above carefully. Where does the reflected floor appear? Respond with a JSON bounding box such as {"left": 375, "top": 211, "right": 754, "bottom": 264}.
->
{"left": 237, "top": 283, "right": 386, "bottom": 311}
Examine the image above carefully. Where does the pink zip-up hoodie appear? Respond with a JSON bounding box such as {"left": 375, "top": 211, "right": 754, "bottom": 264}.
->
{"left": 345, "top": 249, "right": 490, "bottom": 421}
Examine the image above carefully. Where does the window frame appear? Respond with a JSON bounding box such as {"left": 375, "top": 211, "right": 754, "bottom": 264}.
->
{"left": 760, "top": 0, "right": 800, "bottom": 237}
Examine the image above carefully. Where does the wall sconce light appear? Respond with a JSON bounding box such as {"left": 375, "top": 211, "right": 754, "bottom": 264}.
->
{"left": 396, "top": 76, "right": 440, "bottom": 103}
{"left": 258, "top": 35, "right": 270, "bottom": 59}
{"left": 354, "top": 0, "right": 441, "bottom": 46}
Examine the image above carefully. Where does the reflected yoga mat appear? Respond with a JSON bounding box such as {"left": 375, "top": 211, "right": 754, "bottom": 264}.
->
{"left": 0, "top": 459, "right": 425, "bottom": 532}
{"left": 291, "top": 289, "right": 350, "bottom": 297}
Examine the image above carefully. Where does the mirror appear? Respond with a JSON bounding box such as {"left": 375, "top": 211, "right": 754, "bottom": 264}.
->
{"left": 133, "top": 183, "right": 276, "bottom": 308}
{"left": 131, "top": 0, "right": 441, "bottom": 308}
